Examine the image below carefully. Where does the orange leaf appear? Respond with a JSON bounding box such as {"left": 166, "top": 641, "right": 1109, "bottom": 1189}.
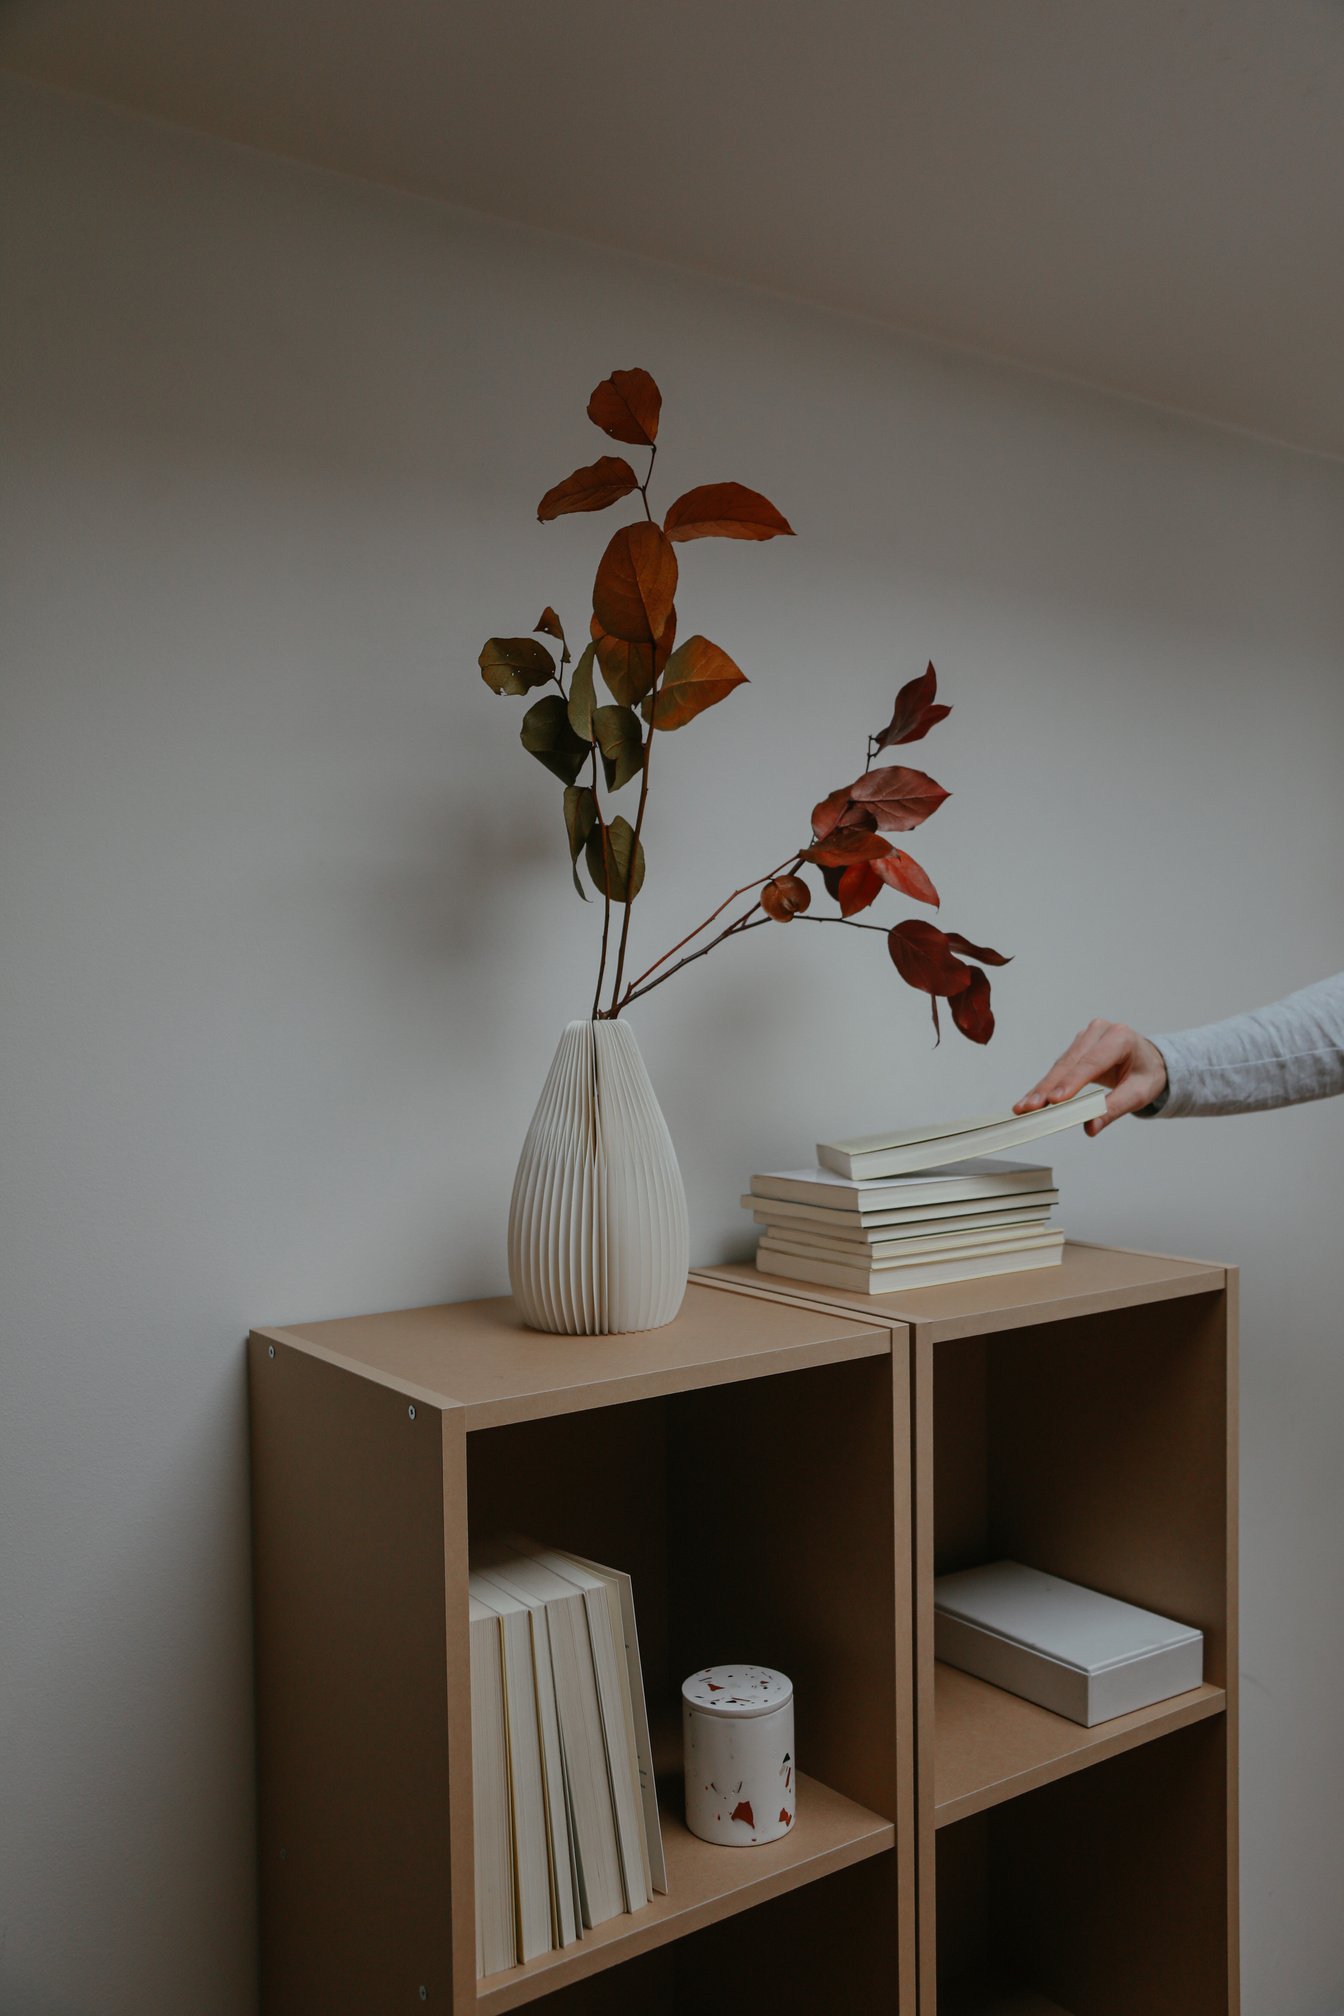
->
{"left": 587, "top": 368, "right": 662, "bottom": 446}
{"left": 836, "top": 862, "right": 883, "bottom": 915}
{"left": 873, "top": 850, "right": 940, "bottom": 908}
{"left": 802, "top": 828, "right": 892, "bottom": 867}
{"left": 845, "top": 764, "right": 949, "bottom": 831}
{"left": 887, "top": 919, "right": 973, "bottom": 996}
{"left": 950, "top": 968, "right": 996, "bottom": 1043}
{"left": 811, "top": 788, "right": 877, "bottom": 841}
{"left": 649, "top": 635, "right": 747, "bottom": 730}
{"left": 537, "top": 456, "right": 639, "bottom": 521}
{"left": 874, "top": 662, "right": 951, "bottom": 748}
{"left": 664, "top": 482, "right": 794, "bottom": 543}
{"left": 593, "top": 522, "right": 678, "bottom": 644}
{"left": 591, "top": 609, "right": 676, "bottom": 707}
{"left": 761, "top": 874, "right": 811, "bottom": 922}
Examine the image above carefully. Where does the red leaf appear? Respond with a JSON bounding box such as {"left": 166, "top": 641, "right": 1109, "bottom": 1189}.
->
{"left": 587, "top": 368, "right": 662, "bottom": 446}
{"left": 648, "top": 634, "right": 746, "bottom": 730}
{"left": 761, "top": 874, "right": 811, "bottom": 922}
{"left": 845, "top": 765, "right": 950, "bottom": 831}
{"left": 811, "top": 787, "right": 877, "bottom": 841}
{"left": 802, "top": 828, "right": 892, "bottom": 867}
{"left": 663, "top": 482, "right": 794, "bottom": 543}
{"left": 591, "top": 610, "right": 676, "bottom": 708}
{"left": 873, "top": 850, "right": 940, "bottom": 908}
{"left": 836, "top": 862, "right": 883, "bottom": 915}
{"left": 944, "top": 932, "right": 1011, "bottom": 967}
{"left": 950, "top": 967, "right": 996, "bottom": 1043}
{"left": 537, "top": 455, "right": 639, "bottom": 521}
{"left": 887, "top": 919, "right": 974, "bottom": 996}
{"left": 875, "top": 662, "right": 952, "bottom": 748}
{"left": 593, "top": 522, "right": 678, "bottom": 644}
{"left": 730, "top": 1800, "right": 755, "bottom": 1828}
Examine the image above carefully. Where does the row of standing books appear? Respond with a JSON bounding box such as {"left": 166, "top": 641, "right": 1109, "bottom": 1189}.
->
{"left": 469, "top": 1539, "right": 665, "bottom": 1980}
{"left": 743, "top": 1089, "right": 1106, "bottom": 1292}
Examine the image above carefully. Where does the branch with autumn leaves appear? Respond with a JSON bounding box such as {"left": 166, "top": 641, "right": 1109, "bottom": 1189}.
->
{"left": 478, "top": 367, "right": 1008, "bottom": 1041}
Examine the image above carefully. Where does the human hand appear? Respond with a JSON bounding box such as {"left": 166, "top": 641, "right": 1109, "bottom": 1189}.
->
{"left": 1013, "top": 1020, "right": 1168, "bottom": 1135}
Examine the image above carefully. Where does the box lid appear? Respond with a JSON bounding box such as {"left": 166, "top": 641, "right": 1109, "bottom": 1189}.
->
{"left": 934, "top": 1561, "right": 1201, "bottom": 1676}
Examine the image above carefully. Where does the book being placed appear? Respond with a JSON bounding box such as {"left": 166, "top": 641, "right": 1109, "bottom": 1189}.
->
{"left": 756, "top": 1233, "right": 1064, "bottom": 1295}
{"left": 934, "top": 1560, "right": 1204, "bottom": 1727}
{"left": 816, "top": 1086, "right": 1106, "bottom": 1181}
{"left": 748, "top": 1158, "right": 1054, "bottom": 1216}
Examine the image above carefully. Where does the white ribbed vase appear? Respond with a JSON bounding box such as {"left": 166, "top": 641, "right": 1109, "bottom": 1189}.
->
{"left": 508, "top": 1020, "right": 690, "bottom": 1336}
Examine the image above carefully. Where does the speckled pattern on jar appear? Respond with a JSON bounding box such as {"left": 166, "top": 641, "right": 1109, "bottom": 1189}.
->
{"left": 681, "top": 1664, "right": 795, "bottom": 1847}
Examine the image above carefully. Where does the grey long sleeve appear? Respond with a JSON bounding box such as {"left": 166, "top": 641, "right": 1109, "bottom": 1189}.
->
{"left": 1145, "top": 973, "right": 1344, "bottom": 1117}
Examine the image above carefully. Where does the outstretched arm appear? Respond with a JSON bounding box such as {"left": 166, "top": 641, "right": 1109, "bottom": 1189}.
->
{"left": 1015, "top": 973, "right": 1344, "bottom": 1131}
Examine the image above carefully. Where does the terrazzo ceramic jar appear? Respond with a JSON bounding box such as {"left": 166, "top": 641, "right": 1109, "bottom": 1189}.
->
{"left": 681, "top": 1664, "right": 795, "bottom": 1847}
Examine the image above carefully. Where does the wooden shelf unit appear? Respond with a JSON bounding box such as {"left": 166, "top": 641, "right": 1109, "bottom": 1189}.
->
{"left": 695, "top": 1243, "right": 1240, "bottom": 2015}
{"left": 249, "top": 1283, "right": 915, "bottom": 2014}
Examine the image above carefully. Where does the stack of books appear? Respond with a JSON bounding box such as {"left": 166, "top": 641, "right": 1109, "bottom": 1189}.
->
{"left": 469, "top": 1539, "right": 666, "bottom": 1980}
{"left": 743, "top": 1087, "right": 1106, "bottom": 1293}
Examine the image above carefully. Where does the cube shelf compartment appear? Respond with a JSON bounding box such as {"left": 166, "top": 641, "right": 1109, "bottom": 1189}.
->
{"left": 249, "top": 1283, "right": 915, "bottom": 2013}
{"left": 695, "top": 1243, "right": 1239, "bottom": 2014}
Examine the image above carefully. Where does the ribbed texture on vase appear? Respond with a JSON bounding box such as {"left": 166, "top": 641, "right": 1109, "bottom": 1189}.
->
{"left": 508, "top": 1019, "right": 690, "bottom": 1335}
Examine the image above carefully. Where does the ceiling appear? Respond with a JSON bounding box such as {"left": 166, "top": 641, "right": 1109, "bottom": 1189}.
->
{"left": 5, "top": 0, "right": 1343, "bottom": 458}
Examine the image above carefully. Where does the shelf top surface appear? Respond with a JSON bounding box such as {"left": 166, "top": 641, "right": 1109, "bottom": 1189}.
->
{"left": 693, "top": 1240, "right": 1226, "bottom": 1342}
{"left": 254, "top": 1281, "right": 893, "bottom": 1426}
{"left": 933, "top": 1660, "right": 1226, "bottom": 1827}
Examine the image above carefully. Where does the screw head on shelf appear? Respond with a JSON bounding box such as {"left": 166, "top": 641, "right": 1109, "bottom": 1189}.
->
{"left": 419, "top": 1990, "right": 428, "bottom": 2002}
{"left": 407, "top": 1404, "right": 416, "bottom": 1422}
{"left": 267, "top": 1344, "right": 275, "bottom": 1360}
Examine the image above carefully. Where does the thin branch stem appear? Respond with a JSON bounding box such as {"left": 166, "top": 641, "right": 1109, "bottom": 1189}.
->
{"left": 606, "top": 447, "right": 663, "bottom": 1016}
{"left": 589, "top": 744, "right": 614, "bottom": 1020}
{"left": 794, "top": 913, "right": 889, "bottom": 936}
{"left": 617, "top": 909, "right": 771, "bottom": 1011}
{"left": 622, "top": 853, "right": 803, "bottom": 996}
{"left": 638, "top": 444, "right": 657, "bottom": 523}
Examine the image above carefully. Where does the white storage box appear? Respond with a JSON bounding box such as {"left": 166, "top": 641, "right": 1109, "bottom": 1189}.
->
{"left": 934, "top": 1561, "right": 1204, "bottom": 1727}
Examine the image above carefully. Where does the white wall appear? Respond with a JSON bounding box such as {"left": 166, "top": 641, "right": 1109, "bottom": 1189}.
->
{"left": 2, "top": 76, "right": 1342, "bottom": 2016}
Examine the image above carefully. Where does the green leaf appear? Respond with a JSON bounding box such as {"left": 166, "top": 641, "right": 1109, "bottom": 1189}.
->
{"left": 585, "top": 814, "right": 645, "bottom": 904}
{"left": 563, "top": 785, "right": 597, "bottom": 899}
{"left": 567, "top": 643, "right": 598, "bottom": 742}
{"left": 479, "top": 636, "right": 556, "bottom": 695}
{"left": 592, "top": 704, "right": 643, "bottom": 791}
{"left": 520, "top": 695, "right": 589, "bottom": 785}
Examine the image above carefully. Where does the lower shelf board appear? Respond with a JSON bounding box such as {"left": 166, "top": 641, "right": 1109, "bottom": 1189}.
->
{"left": 476, "top": 1769, "right": 894, "bottom": 2011}
{"left": 934, "top": 1662, "right": 1226, "bottom": 1826}
{"left": 942, "top": 1989, "right": 1073, "bottom": 2016}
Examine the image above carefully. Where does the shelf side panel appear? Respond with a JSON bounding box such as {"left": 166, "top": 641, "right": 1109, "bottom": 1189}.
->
{"left": 250, "top": 1337, "right": 456, "bottom": 2012}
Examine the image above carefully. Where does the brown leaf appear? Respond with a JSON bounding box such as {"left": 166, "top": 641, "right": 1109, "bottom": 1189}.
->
{"left": 802, "top": 827, "right": 893, "bottom": 867}
{"left": 592, "top": 704, "right": 643, "bottom": 790}
{"left": 950, "top": 968, "right": 996, "bottom": 1043}
{"left": 479, "top": 636, "right": 556, "bottom": 696}
{"left": 537, "top": 456, "right": 639, "bottom": 522}
{"left": 944, "top": 932, "right": 1011, "bottom": 967}
{"left": 562, "top": 785, "right": 597, "bottom": 899}
{"left": 887, "top": 919, "right": 974, "bottom": 996}
{"left": 845, "top": 764, "right": 950, "bottom": 831}
{"left": 585, "top": 813, "right": 645, "bottom": 903}
{"left": 875, "top": 662, "right": 951, "bottom": 748}
{"left": 535, "top": 607, "right": 566, "bottom": 643}
{"left": 567, "top": 642, "right": 597, "bottom": 741}
{"left": 586, "top": 368, "right": 662, "bottom": 446}
{"left": 873, "top": 849, "right": 940, "bottom": 908}
{"left": 761, "top": 874, "right": 811, "bottom": 922}
{"left": 663, "top": 482, "right": 794, "bottom": 543}
{"left": 591, "top": 609, "right": 676, "bottom": 707}
{"left": 593, "top": 522, "right": 678, "bottom": 643}
{"left": 836, "top": 862, "right": 883, "bottom": 915}
{"left": 648, "top": 634, "right": 747, "bottom": 730}
{"left": 811, "top": 788, "right": 877, "bottom": 841}
{"left": 520, "top": 694, "right": 589, "bottom": 785}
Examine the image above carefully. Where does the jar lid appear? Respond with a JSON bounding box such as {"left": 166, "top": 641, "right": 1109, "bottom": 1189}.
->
{"left": 682, "top": 1664, "right": 793, "bottom": 1718}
